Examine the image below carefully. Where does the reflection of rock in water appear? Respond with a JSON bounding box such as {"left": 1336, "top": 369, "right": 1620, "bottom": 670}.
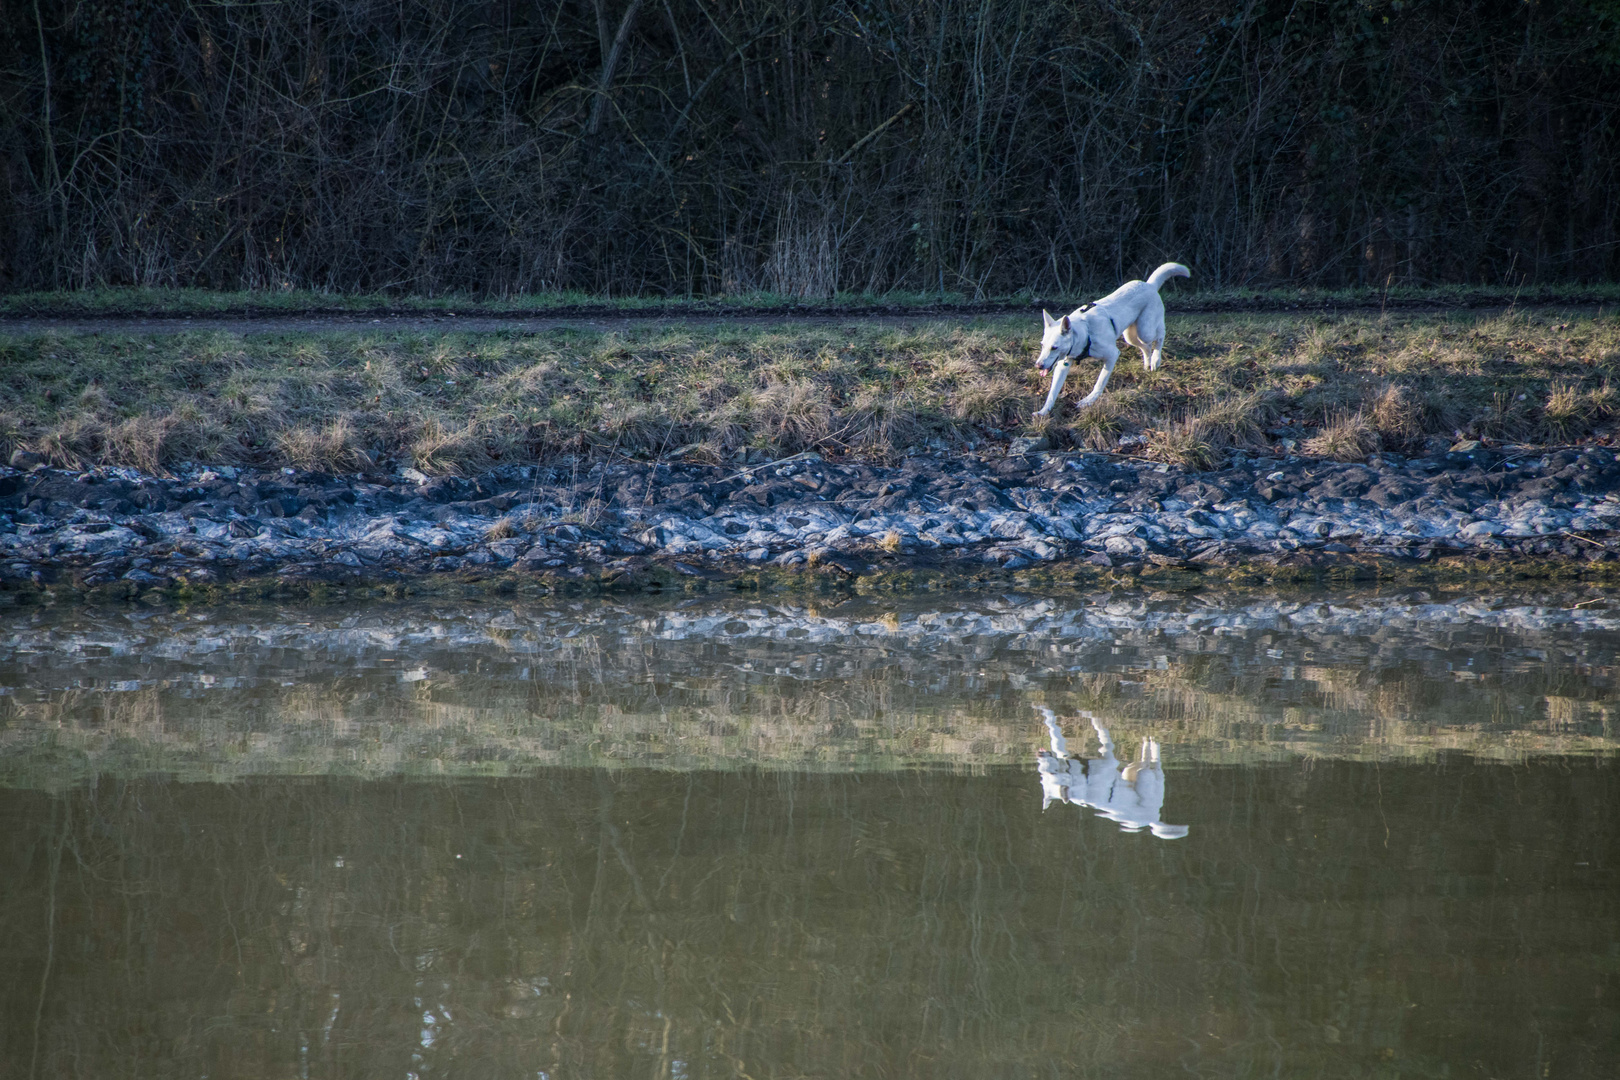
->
{"left": 1036, "top": 707, "right": 1189, "bottom": 839}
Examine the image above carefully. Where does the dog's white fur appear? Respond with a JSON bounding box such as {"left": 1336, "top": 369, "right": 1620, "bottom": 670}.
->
{"left": 1035, "top": 706, "right": 1188, "bottom": 839}
{"left": 1033, "top": 262, "right": 1190, "bottom": 417}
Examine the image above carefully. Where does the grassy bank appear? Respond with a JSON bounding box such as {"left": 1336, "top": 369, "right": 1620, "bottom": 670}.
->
{"left": 3, "top": 308, "right": 1618, "bottom": 474}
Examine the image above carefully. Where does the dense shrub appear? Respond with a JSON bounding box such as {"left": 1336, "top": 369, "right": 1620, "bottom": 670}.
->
{"left": 1, "top": 0, "right": 1616, "bottom": 295}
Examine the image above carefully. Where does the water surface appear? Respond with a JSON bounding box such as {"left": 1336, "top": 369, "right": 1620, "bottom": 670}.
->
{"left": 2, "top": 590, "right": 1617, "bottom": 1078}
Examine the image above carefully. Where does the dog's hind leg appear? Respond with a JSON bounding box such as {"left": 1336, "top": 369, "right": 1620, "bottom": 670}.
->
{"left": 1134, "top": 297, "right": 1168, "bottom": 371}
{"left": 1124, "top": 324, "right": 1154, "bottom": 371}
{"left": 1147, "top": 338, "right": 1164, "bottom": 372}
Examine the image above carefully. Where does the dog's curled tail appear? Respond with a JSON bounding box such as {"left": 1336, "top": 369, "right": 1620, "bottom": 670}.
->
{"left": 1147, "top": 262, "right": 1191, "bottom": 289}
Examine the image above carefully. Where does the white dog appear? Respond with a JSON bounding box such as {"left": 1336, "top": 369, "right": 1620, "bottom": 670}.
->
{"left": 1035, "top": 706, "right": 1188, "bottom": 839}
{"left": 1033, "top": 262, "right": 1190, "bottom": 416}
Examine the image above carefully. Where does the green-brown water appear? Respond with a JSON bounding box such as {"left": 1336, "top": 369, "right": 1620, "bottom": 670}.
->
{"left": 3, "top": 590, "right": 1618, "bottom": 1078}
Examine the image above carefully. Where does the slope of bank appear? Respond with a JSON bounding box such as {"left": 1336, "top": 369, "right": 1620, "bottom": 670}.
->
{"left": 5, "top": 440, "right": 1620, "bottom": 603}
{"left": 3, "top": 309, "right": 1619, "bottom": 480}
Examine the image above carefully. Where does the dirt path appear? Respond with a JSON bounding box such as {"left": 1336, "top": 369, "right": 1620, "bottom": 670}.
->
{"left": 0, "top": 311, "right": 905, "bottom": 337}
{"left": 0, "top": 301, "right": 1605, "bottom": 337}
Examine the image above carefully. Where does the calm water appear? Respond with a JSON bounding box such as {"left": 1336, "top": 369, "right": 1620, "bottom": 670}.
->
{"left": 2, "top": 590, "right": 1618, "bottom": 1078}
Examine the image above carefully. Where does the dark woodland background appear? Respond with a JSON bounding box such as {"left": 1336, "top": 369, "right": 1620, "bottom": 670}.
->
{"left": 2, "top": 0, "right": 1618, "bottom": 297}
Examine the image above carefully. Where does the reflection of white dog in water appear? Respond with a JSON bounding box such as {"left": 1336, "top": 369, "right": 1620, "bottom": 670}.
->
{"left": 1036, "top": 707, "right": 1189, "bottom": 839}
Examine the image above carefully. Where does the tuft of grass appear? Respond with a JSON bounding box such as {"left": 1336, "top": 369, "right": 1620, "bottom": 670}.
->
{"left": 484, "top": 516, "right": 519, "bottom": 541}
{"left": 1147, "top": 417, "right": 1221, "bottom": 471}
{"left": 1303, "top": 412, "right": 1378, "bottom": 462}
{"left": 1063, "top": 405, "right": 1124, "bottom": 451}
{"left": 1370, "top": 384, "right": 1422, "bottom": 448}
{"left": 411, "top": 419, "right": 490, "bottom": 475}
{"left": 0, "top": 410, "right": 24, "bottom": 462}
{"left": 753, "top": 377, "right": 834, "bottom": 452}
{"left": 276, "top": 416, "right": 371, "bottom": 472}
{"left": 1541, "top": 383, "right": 1596, "bottom": 442}
{"left": 840, "top": 385, "right": 933, "bottom": 457}
{"left": 1142, "top": 392, "right": 1272, "bottom": 469}
{"left": 1474, "top": 391, "right": 1535, "bottom": 443}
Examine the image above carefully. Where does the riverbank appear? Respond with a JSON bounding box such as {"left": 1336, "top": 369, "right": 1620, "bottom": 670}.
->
{"left": 6, "top": 439, "right": 1620, "bottom": 604}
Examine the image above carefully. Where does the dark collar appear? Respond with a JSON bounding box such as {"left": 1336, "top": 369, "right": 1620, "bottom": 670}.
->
{"left": 1074, "top": 304, "right": 1114, "bottom": 356}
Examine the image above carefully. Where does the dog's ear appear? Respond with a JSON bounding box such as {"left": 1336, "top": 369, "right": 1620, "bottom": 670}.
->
{"left": 1060, "top": 315, "right": 1071, "bottom": 333}
{"left": 1042, "top": 309, "right": 1055, "bottom": 329}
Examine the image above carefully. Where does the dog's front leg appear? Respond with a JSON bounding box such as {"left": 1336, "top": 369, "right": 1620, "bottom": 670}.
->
{"left": 1034, "top": 359, "right": 1071, "bottom": 417}
{"left": 1075, "top": 354, "right": 1118, "bottom": 407}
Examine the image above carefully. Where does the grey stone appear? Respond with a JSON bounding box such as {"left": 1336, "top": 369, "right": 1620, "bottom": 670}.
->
{"left": 1008, "top": 435, "right": 1051, "bottom": 456}
{"left": 1104, "top": 535, "right": 1148, "bottom": 556}
{"left": 55, "top": 525, "right": 140, "bottom": 557}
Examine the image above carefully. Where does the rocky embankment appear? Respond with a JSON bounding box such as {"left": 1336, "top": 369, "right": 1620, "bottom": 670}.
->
{"left": 4, "top": 442, "right": 1620, "bottom": 596}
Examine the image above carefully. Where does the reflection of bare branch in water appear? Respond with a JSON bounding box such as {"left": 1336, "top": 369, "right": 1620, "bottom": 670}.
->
{"left": 1034, "top": 707, "right": 1189, "bottom": 839}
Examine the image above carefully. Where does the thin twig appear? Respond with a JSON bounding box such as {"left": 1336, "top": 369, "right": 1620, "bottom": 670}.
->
{"left": 832, "top": 103, "right": 915, "bottom": 166}
{"left": 720, "top": 449, "right": 822, "bottom": 484}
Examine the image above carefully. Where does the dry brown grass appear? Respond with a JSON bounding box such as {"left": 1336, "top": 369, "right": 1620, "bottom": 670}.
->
{"left": 410, "top": 419, "right": 495, "bottom": 475}
{"left": 1140, "top": 393, "right": 1273, "bottom": 469}
{"left": 1541, "top": 383, "right": 1598, "bottom": 442}
{"left": 3, "top": 309, "right": 1617, "bottom": 473}
{"left": 276, "top": 416, "right": 371, "bottom": 472}
{"left": 839, "top": 385, "right": 933, "bottom": 457}
{"left": 753, "top": 378, "right": 835, "bottom": 452}
{"left": 484, "top": 516, "right": 519, "bottom": 541}
{"left": 1061, "top": 401, "right": 1123, "bottom": 451}
{"left": 1303, "top": 412, "right": 1378, "bottom": 462}
{"left": 951, "top": 372, "right": 1026, "bottom": 427}
{"left": 1146, "top": 418, "right": 1222, "bottom": 471}
{"left": 1369, "top": 384, "right": 1422, "bottom": 448}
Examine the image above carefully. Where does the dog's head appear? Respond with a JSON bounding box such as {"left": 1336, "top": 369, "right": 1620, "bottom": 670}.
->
{"left": 1036, "top": 310, "right": 1086, "bottom": 371}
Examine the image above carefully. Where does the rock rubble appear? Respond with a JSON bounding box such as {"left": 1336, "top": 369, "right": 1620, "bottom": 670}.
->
{"left": 4, "top": 443, "right": 1620, "bottom": 593}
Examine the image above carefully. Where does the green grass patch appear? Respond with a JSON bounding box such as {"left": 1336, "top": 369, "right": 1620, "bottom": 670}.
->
{"left": 5, "top": 282, "right": 1620, "bottom": 318}
{"left": 3, "top": 308, "right": 1618, "bottom": 473}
